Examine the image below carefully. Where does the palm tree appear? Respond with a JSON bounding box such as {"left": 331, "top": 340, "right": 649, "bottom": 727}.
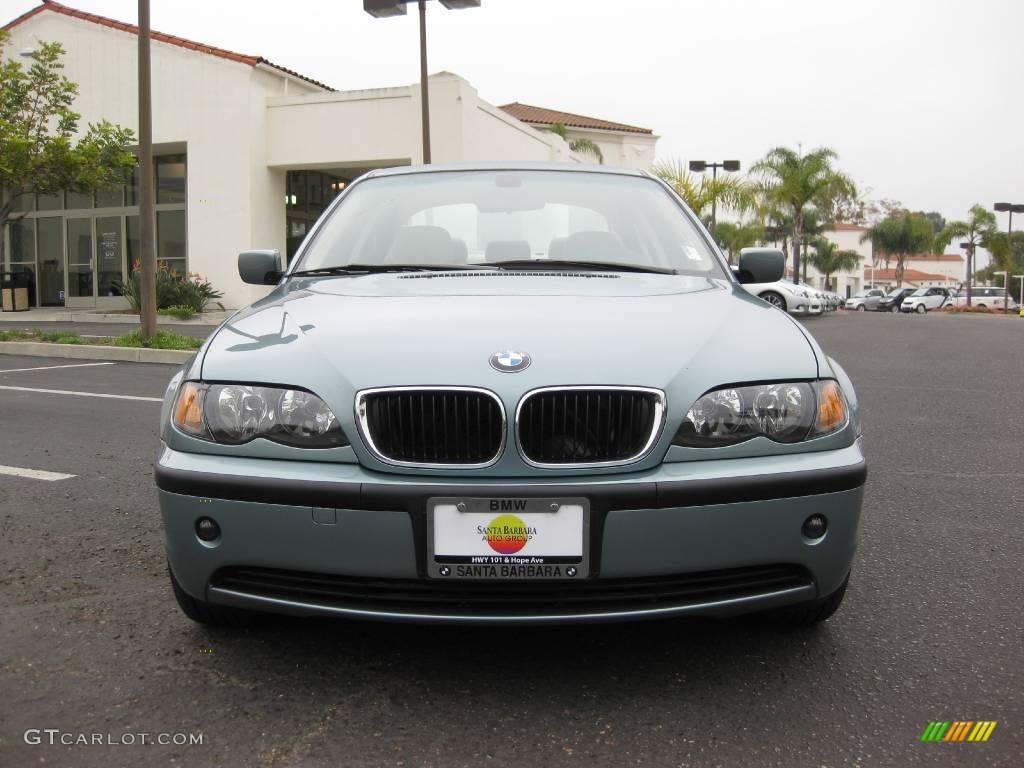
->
{"left": 933, "top": 204, "right": 997, "bottom": 306}
{"left": 714, "top": 220, "right": 764, "bottom": 264}
{"left": 548, "top": 122, "right": 603, "bottom": 164}
{"left": 652, "top": 158, "right": 756, "bottom": 227}
{"left": 807, "top": 238, "right": 860, "bottom": 292}
{"left": 751, "top": 146, "right": 856, "bottom": 284}
{"left": 860, "top": 211, "right": 935, "bottom": 287}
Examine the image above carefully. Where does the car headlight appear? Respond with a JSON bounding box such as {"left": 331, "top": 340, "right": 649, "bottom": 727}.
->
{"left": 173, "top": 382, "right": 348, "bottom": 448}
{"left": 673, "top": 380, "right": 848, "bottom": 447}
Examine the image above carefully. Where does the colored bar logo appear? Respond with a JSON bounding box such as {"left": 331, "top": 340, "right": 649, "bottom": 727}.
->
{"left": 920, "top": 721, "right": 997, "bottom": 742}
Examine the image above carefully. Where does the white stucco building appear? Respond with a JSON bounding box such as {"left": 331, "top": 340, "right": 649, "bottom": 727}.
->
{"left": 1, "top": 0, "right": 658, "bottom": 310}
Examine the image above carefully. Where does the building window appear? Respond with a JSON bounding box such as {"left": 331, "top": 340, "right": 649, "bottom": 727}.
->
{"left": 285, "top": 169, "right": 346, "bottom": 263}
{"left": 2, "top": 153, "right": 186, "bottom": 307}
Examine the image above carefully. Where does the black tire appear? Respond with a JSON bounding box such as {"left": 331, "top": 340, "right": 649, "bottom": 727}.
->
{"left": 915, "top": 303, "right": 926, "bottom": 314}
{"left": 856, "top": 304, "right": 866, "bottom": 311}
{"left": 774, "top": 573, "right": 849, "bottom": 626}
{"left": 976, "top": 303, "right": 986, "bottom": 309}
{"left": 890, "top": 305, "right": 899, "bottom": 313}
{"left": 168, "top": 564, "right": 263, "bottom": 627}
{"left": 759, "top": 291, "right": 786, "bottom": 310}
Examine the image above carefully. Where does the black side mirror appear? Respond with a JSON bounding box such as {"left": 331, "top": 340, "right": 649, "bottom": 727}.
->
{"left": 238, "top": 249, "right": 283, "bottom": 285}
{"left": 736, "top": 248, "right": 785, "bottom": 284}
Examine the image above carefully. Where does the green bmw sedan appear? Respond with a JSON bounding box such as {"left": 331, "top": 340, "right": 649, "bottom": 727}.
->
{"left": 156, "top": 163, "right": 866, "bottom": 626}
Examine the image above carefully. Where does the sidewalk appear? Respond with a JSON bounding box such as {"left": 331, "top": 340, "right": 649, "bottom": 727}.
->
{"left": 0, "top": 306, "right": 229, "bottom": 325}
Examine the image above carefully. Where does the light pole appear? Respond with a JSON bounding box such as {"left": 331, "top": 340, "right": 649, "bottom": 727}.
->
{"left": 993, "top": 270, "right": 1008, "bottom": 314}
{"left": 138, "top": 0, "right": 156, "bottom": 340}
{"left": 959, "top": 241, "right": 975, "bottom": 307}
{"left": 688, "top": 160, "right": 740, "bottom": 234}
{"left": 363, "top": 1, "right": 480, "bottom": 164}
{"left": 994, "top": 203, "right": 1024, "bottom": 313}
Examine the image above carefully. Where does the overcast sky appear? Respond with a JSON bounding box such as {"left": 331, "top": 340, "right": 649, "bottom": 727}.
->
{"left": 6, "top": 0, "right": 1024, "bottom": 237}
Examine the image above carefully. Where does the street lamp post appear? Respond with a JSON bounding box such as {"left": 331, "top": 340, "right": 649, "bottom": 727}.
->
{"left": 363, "top": 1, "right": 480, "bottom": 165}
{"left": 993, "top": 270, "right": 1008, "bottom": 314}
{"left": 688, "top": 159, "right": 740, "bottom": 234}
{"left": 993, "top": 202, "right": 1024, "bottom": 313}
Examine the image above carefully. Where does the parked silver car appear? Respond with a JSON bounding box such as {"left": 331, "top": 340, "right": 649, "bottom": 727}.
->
{"left": 157, "top": 164, "right": 866, "bottom": 627}
{"left": 844, "top": 288, "right": 887, "bottom": 311}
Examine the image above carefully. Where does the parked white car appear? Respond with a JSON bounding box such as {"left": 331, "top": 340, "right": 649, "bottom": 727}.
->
{"left": 741, "top": 279, "right": 820, "bottom": 315}
{"left": 947, "top": 286, "right": 1020, "bottom": 311}
{"left": 844, "top": 288, "right": 887, "bottom": 311}
{"left": 900, "top": 286, "right": 952, "bottom": 313}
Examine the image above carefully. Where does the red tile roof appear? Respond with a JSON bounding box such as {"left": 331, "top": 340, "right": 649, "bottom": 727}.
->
{"left": 908, "top": 253, "right": 964, "bottom": 263}
{"left": 868, "top": 268, "right": 950, "bottom": 282}
{"left": 499, "top": 102, "right": 653, "bottom": 135}
{"left": 3, "top": 1, "right": 333, "bottom": 91}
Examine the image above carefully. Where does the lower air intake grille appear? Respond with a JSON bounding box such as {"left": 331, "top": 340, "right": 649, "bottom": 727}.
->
{"left": 517, "top": 387, "right": 665, "bottom": 466}
{"left": 357, "top": 387, "right": 504, "bottom": 466}
{"left": 212, "top": 564, "right": 812, "bottom": 617}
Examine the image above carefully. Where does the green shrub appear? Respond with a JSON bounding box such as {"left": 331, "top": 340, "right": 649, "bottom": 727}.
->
{"left": 113, "top": 262, "right": 223, "bottom": 314}
{"left": 111, "top": 330, "right": 202, "bottom": 350}
{"left": 159, "top": 305, "right": 196, "bottom": 320}
{"left": 0, "top": 328, "right": 83, "bottom": 344}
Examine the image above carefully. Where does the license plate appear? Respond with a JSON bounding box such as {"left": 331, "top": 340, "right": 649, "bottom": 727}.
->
{"left": 427, "top": 497, "right": 589, "bottom": 580}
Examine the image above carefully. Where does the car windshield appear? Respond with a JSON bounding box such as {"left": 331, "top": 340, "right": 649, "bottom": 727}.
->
{"left": 292, "top": 170, "right": 726, "bottom": 278}
{"left": 909, "top": 287, "right": 930, "bottom": 296}
{"left": 887, "top": 289, "right": 905, "bottom": 296}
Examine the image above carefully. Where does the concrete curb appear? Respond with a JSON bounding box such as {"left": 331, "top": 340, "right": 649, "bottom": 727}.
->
{"left": 0, "top": 341, "right": 195, "bottom": 364}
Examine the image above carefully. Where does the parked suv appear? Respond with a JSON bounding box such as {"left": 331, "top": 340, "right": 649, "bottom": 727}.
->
{"left": 900, "top": 287, "right": 951, "bottom": 313}
{"left": 948, "top": 286, "right": 1020, "bottom": 310}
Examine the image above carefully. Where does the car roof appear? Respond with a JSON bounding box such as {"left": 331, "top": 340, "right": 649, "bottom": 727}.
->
{"left": 367, "top": 161, "right": 650, "bottom": 180}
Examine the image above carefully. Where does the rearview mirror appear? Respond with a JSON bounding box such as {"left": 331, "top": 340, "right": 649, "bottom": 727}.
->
{"left": 238, "top": 249, "right": 283, "bottom": 285}
{"left": 736, "top": 248, "right": 785, "bottom": 284}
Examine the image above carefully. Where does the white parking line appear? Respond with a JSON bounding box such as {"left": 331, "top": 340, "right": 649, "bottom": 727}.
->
{"left": 0, "top": 464, "right": 76, "bottom": 481}
{"left": 0, "top": 385, "right": 162, "bottom": 403}
{"left": 0, "top": 362, "right": 117, "bottom": 374}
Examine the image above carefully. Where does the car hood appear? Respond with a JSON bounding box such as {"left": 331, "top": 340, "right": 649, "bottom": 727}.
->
{"left": 200, "top": 273, "right": 819, "bottom": 465}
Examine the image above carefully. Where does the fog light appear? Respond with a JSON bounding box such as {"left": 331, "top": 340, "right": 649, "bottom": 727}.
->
{"left": 195, "top": 517, "right": 221, "bottom": 542}
{"left": 801, "top": 514, "right": 827, "bottom": 540}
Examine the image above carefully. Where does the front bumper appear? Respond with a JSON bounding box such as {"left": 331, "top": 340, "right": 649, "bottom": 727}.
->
{"left": 157, "top": 440, "right": 866, "bottom": 624}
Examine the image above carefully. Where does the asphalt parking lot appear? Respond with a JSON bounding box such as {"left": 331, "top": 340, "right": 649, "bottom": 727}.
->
{"left": 0, "top": 312, "right": 1021, "bottom": 767}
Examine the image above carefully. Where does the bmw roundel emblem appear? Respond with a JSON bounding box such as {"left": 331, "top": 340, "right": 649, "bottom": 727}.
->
{"left": 489, "top": 350, "right": 531, "bottom": 372}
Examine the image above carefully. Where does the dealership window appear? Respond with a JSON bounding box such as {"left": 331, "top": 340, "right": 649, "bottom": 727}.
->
{"left": 285, "top": 169, "right": 347, "bottom": 263}
{"left": 2, "top": 152, "right": 187, "bottom": 307}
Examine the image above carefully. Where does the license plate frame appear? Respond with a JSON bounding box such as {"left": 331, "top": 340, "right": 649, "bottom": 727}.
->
{"left": 427, "top": 497, "right": 590, "bottom": 580}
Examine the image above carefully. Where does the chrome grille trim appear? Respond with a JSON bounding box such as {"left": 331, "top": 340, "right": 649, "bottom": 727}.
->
{"left": 354, "top": 386, "right": 506, "bottom": 469}
{"left": 515, "top": 386, "right": 667, "bottom": 468}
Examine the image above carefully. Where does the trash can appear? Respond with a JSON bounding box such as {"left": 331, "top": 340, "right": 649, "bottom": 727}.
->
{"left": 1, "top": 271, "right": 31, "bottom": 312}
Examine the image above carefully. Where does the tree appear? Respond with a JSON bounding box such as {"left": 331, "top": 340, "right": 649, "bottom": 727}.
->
{"left": 652, "top": 158, "right": 756, "bottom": 227}
{"left": 806, "top": 238, "right": 860, "bottom": 292}
{"left": 860, "top": 211, "right": 935, "bottom": 287}
{"left": 933, "top": 205, "right": 997, "bottom": 306}
{"left": 714, "top": 220, "right": 764, "bottom": 264}
{"left": 751, "top": 145, "right": 856, "bottom": 284}
{"left": 1, "top": 32, "right": 135, "bottom": 267}
{"left": 548, "top": 122, "right": 603, "bottom": 164}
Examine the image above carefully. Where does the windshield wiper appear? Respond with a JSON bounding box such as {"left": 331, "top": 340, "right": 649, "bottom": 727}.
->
{"left": 489, "top": 259, "right": 678, "bottom": 275}
{"left": 290, "top": 263, "right": 497, "bottom": 277}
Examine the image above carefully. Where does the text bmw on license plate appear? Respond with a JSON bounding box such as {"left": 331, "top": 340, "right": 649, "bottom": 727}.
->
{"left": 427, "top": 498, "right": 590, "bottom": 580}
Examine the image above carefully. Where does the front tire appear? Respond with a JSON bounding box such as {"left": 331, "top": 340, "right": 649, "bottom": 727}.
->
{"left": 760, "top": 291, "right": 786, "bottom": 310}
{"left": 857, "top": 304, "right": 866, "bottom": 312}
{"left": 916, "top": 304, "right": 926, "bottom": 314}
{"left": 169, "top": 565, "right": 263, "bottom": 627}
{"left": 890, "top": 305, "right": 899, "bottom": 313}
{"left": 775, "top": 573, "right": 849, "bottom": 626}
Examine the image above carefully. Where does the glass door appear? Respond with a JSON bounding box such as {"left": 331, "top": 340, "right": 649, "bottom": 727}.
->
{"left": 65, "top": 217, "right": 94, "bottom": 307}
{"left": 37, "top": 217, "right": 65, "bottom": 306}
{"left": 95, "top": 216, "right": 123, "bottom": 305}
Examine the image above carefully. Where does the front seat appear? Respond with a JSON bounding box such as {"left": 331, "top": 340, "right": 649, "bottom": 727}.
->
{"left": 386, "top": 225, "right": 453, "bottom": 265}
{"left": 562, "top": 230, "right": 628, "bottom": 263}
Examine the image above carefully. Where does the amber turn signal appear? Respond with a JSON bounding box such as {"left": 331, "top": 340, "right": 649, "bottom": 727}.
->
{"left": 814, "top": 380, "right": 847, "bottom": 435}
{"left": 173, "top": 381, "right": 207, "bottom": 437}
